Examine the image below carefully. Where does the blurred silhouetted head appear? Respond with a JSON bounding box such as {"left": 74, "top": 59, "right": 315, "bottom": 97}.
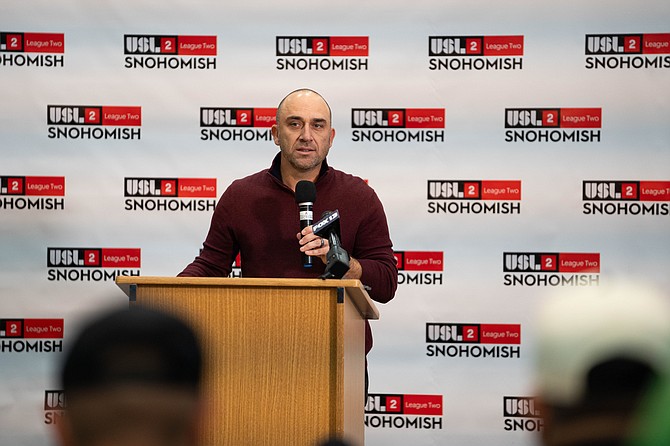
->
{"left": 56, "top": 306, "right": 203, "bottom": 446}
{"left": 61, "top": 306, "right": 202, "bottom": 394}
{"left": 534, "top": 281, "right": 670, "bottom": 446}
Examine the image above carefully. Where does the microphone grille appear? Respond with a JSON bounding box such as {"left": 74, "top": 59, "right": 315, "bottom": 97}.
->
{"left": 295, "top": 180, "right": 316, "bottom": 203}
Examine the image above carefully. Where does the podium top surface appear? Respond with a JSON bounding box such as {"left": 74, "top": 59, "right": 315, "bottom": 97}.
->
{"left": 115, "top": 276, "right": 379, "bottom": 319}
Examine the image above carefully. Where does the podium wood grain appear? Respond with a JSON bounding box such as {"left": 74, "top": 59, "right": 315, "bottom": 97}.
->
{"left": 116, "top": 276, "right": 378, "bottom": 446}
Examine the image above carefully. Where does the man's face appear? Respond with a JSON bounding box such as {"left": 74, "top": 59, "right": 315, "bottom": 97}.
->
{"left": 272, "top": 91, "right": 335, "bottom": 174}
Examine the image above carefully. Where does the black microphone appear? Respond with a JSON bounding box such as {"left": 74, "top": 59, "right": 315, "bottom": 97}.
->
{"left": 323, "top": 230, "right": 350, "bottom": 279}
{"left": 313, "top": 210, "right": 350, "bottom": 279}
{"left": 295, "top": 180, "right": 317, "bottom": 268}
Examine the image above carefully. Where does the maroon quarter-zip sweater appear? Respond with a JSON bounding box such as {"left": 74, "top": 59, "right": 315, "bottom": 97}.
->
{"left": 179, "top": 153, "right": 398, "bottom": 354}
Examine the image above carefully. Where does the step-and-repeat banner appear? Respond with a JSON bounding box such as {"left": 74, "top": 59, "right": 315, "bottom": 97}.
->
{"left": 2, "top": 1, "right": 669, "bottom": 445}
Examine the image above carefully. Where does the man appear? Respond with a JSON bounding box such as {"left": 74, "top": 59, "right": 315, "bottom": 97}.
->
{"left": 54, "top": 306, "right": 203, "bottom": 446}
{"left": 179, "top": 88, "right": 397, "bottom": 373}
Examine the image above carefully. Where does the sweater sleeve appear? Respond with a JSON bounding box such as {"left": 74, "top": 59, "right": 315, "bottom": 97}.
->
{"left": 178, "top": 187, "right": 238, "bottom": 277}
{"left": 351, "top": 187, "right": 398, "bottom": 304}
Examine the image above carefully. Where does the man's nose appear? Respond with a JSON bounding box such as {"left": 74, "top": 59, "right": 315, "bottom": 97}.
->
{"left": 299, "top": 125, "right": 313, "bottom": 141}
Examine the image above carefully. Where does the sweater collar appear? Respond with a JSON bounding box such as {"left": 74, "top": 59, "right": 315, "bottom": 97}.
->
{"left": 268, "top": 152, "right": 330, "bottom": 184}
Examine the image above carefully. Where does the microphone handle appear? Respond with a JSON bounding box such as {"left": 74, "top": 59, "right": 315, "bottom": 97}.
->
{"left": 299, "top": 203, "right": 313, "bottom": 267}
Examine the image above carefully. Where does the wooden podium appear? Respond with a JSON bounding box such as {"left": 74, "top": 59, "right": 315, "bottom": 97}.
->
{"left": 115, "top": 276, "right": 378, "bottom": 446}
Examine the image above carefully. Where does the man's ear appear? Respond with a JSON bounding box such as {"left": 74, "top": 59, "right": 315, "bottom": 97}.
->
{"left": 271, "top": 124, "right": 280, "bottom": 146}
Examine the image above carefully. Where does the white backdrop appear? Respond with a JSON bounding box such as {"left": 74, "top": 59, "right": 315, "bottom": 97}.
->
{"left": 1, "top": 1, "right": 669, "bottom": 445}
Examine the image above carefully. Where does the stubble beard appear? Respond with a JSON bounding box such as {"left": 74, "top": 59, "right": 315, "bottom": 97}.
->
{"left": 287, "top": 154, "right": 322, "bottom": 173}
{"left": 283, "top": 143, "right": 327, "bottom": 173}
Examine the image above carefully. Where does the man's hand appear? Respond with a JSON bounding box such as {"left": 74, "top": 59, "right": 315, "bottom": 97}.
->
{"left": 297, "top": 226, "right": 329, "bottom": 264}
{"left": 296, "top": 226, "right": 362, "bottom": 279}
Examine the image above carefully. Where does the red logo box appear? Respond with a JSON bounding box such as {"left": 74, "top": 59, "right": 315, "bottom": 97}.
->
{"left": 480, "top": 324, "right": 521, "bottom": 345}
{"left": 620, "top": 182, "right": 639, "bottom": 200}
{"left": 402, "top": 251, "right": 443, "bottom": 271}
{"left": 624, "top": 35, "right": 642, "bottom": 53}
{"left": 2, "top": 320, "right": 23, "bottom": 337}
{"left": 25, "top": 176, "right": 66, "bottom": 196}
{"left": 161, "top": 179, "right": 177, "bottom": 196}
{"left": 540, "top": 254, "right": 559, "bottom": 272}
{"left": 462, "top": 325, "right": 479, "bottom": 342}
{"left": 643, "top": 33, "right": 670, "bottom": 54}
{"left": 558, "top": 253, "right": 600, "bottom": 273}
{"left": 405, "top": 109, "right": 445, "bottom": 129}
{"left": 462, "top": 181, "right": 480, "bottom": 199}
{"left": 100, "top": 248, "right": 141, "bottom": 268}
{"left": 4, "top": 177, "right": 24, "bottom": 194}
{"left": 24, "top": 33, "right": 65, "bottom": 53}
{"left": 403, "top": 394, "right": 443, "bottom": 416}
{"left": 464, "top": 37, "right": 483, "bottom": 55}
{"left": 4, "top": 33, "right": 23, "bottom": 51}
{"left": 481, "top": 180, "right": 521, "bottom": 200}
{"left": 161, "top": 37, "right": 177, "bottom": 54}
{"left": 83, "top": 249, "right": 100, "bottom": 266}
{"left": 385, "top": 395, "right": 402, "bottom": 413}
{"left": 560, "top": 108, "right": 602, "bottom": 128}
{"left": 385, "top": 110, "right": 404, "bottom": 127}
{"left": 23, "top": 319, "right": 64, "bottom": 339}
{"left": 101, "top": 106, "right": 142, "bottom": 126}
{"left": 542, "top": 110, "right": 559, "bottom": 127}
{"left": 640, "top": 181, "right": 670, "bottom": 201}
{"left": 178, "top": 178, "right": 217, "bottom": 198}
{"left": 329, "top": 36, "right": 369, "bottom": 57}
{"left": 483, "top": 35, "right": 524, "bottom": 56}
{"left": 178, "top": 35, "right": 217, "bottom": 56}
{"left": 84, "top": 107, "right": 101, "bottom": 124}
{"left": 253, "top": 108, "right": 277, "bottom": 127}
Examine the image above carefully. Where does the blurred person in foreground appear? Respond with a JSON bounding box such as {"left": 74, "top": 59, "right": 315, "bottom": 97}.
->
{"left": 534, "top": 281, "right": 670, "bottom": 446}
{"left": 627, "top": 367, "right": 670, "bottom": 446}
{"left": 53, "top": 306, "right": 203, "bottom": 446}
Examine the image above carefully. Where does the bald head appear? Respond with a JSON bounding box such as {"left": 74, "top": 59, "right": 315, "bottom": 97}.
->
{"left": 276, "top": 89, "right": 332, "bottom": 124}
